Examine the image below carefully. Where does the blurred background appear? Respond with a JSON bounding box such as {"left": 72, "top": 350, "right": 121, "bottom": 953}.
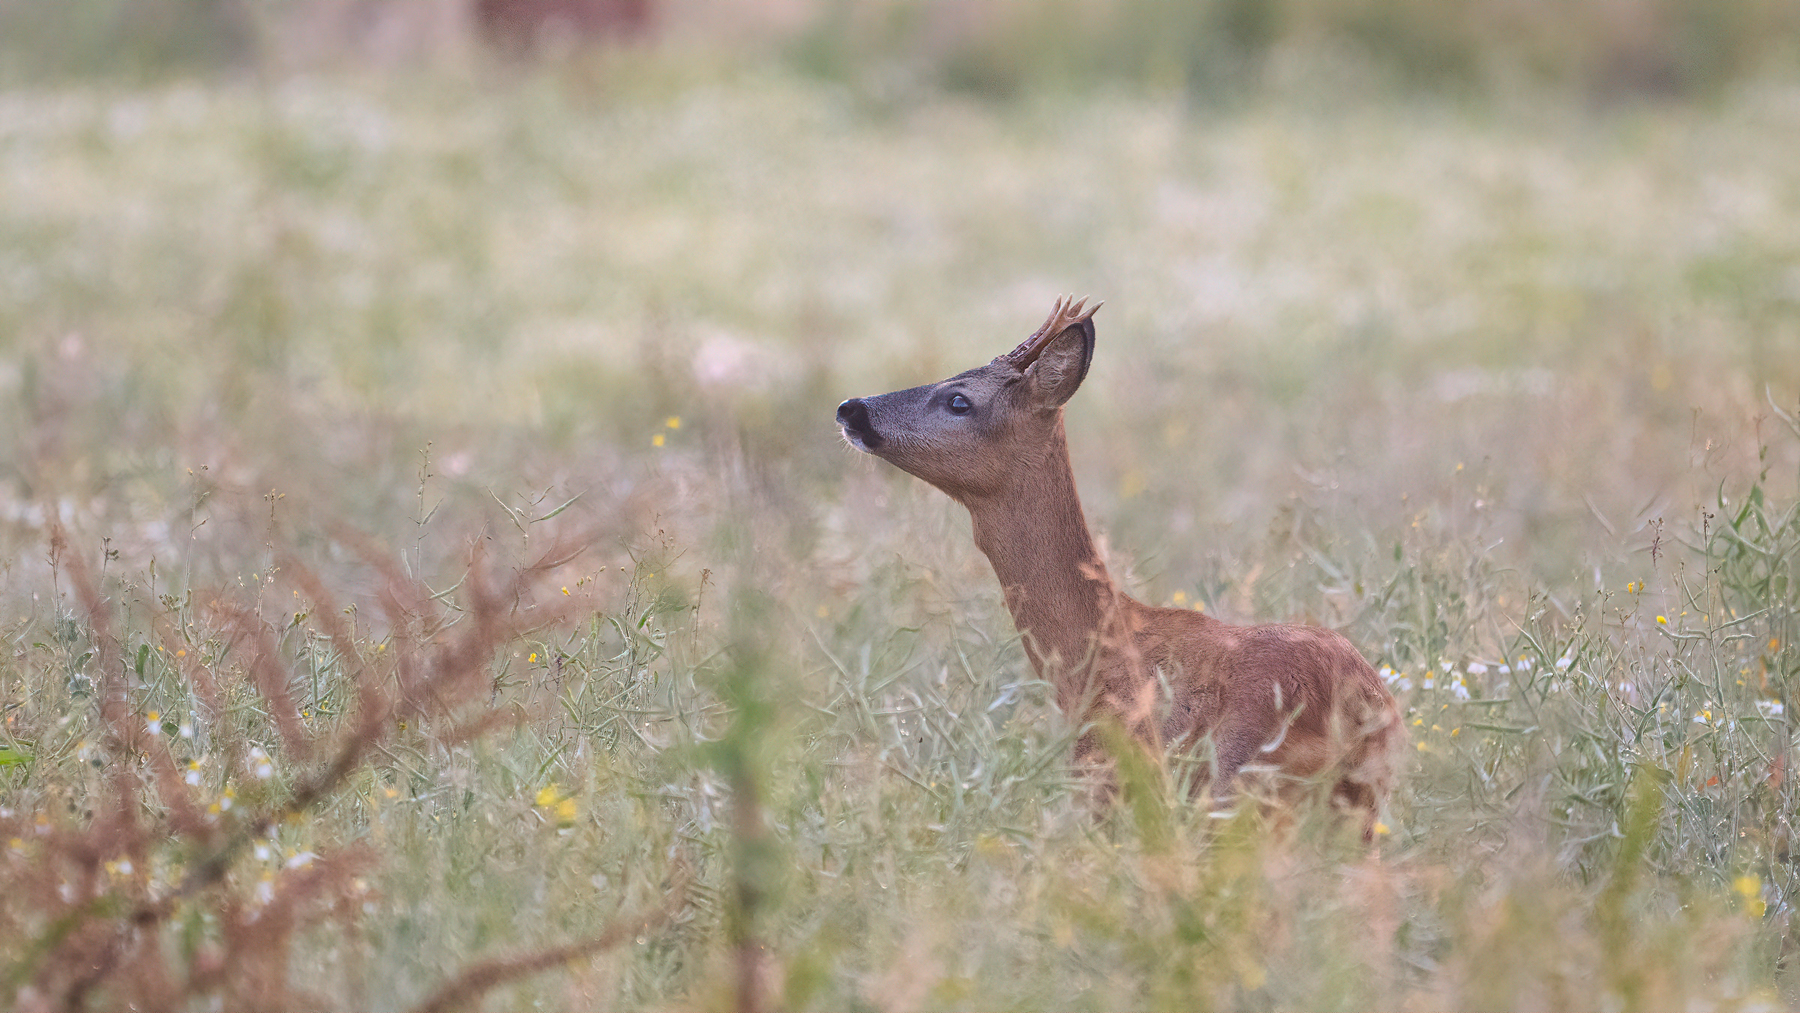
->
{"left": 5, "top": 3, "right": 1800, "bottom": 1009}
{"left": 3, "top": 0, "right": 1797, "bottom": 96}
{"left": 1, "top": 0, "right": 1796, "bottom": 602}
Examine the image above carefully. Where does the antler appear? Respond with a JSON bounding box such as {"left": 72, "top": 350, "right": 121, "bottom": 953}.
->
{"left": 998, "top": 295, "right": 1103, "bottom": 368}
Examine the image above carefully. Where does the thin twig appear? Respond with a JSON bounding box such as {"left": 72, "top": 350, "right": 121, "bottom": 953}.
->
{"left": 411, "top": 862, "right": 691, "bottom": 1013}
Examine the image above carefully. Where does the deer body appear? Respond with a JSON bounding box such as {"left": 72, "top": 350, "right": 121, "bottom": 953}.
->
{"left": 837, "top": 299, "right": 1401, "bottom": 835}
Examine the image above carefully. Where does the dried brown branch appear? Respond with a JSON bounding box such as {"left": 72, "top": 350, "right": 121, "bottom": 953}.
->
{"left": 280, "top": 555, "right": 384, "bottom": 729}
{"left": 211, "top": 602, "right": 314, "bottom": 763}
{"left": 15, "top": 521, "right": 605, "bottom": 1012}
{"left": 410, "top": 861, "right": 692, "bottom": 1013}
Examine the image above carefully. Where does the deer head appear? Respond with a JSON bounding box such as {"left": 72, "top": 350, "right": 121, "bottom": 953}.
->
{"left": 836, "top": 297, "right": 1101, "bottom": 502}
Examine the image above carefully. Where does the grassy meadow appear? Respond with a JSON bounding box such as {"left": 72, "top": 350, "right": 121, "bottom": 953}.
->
{"left": 4, "top": 15, "right": 1800, "bottom": 1010}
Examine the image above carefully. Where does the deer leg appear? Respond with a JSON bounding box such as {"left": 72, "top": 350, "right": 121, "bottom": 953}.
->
{"left": 1332, "top": 777, "right": 1381, "bottom": 842}
{"left": 1205, "top": 721, "right": 1265, "bottom": 804}
{"left": 1331, "top": 707, "right": 1400, "bottom": 842}
{"left": 1070, "top": 731, "right": 1121, "bottom": 811}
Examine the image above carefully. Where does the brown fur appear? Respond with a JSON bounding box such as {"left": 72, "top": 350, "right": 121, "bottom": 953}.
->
{"left": 837, "top": 298, "right": 1403, "bottom": 837}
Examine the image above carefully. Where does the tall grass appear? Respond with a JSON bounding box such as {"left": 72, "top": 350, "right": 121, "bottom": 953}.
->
{"left": 11, "top": 458, "right": 1798, "bottom": 1007}
{"left": 2, "top": 39, "right": 1800, "bottom": 1010}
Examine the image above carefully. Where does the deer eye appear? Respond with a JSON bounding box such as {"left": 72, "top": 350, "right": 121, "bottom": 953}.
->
{"left": 946, "top": 393, "right": 973, "bottom": 415}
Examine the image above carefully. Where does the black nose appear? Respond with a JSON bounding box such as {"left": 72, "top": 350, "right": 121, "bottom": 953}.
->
{"left": 836, "top": 398, "right": 867, "bottom": 428}
{"left": 836, "top": 397, "right": 883, "bottom": 449}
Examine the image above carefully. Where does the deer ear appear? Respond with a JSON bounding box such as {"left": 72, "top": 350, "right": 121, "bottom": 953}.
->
{"left": 1024, "top": 319, "right": 1095, "bottom": 409}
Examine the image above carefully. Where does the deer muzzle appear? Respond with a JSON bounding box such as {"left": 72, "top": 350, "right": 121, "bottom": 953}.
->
{"left": 835, "top": 398, "right": 884, "bottom": 451}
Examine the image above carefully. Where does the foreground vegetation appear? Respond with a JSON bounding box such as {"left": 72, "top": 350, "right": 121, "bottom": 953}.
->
{"left": 4, "top": 27, "right": 1800, "bottom": 1010}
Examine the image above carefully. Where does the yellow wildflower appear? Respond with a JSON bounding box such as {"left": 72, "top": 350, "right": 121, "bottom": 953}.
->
{"left": 536, "top": 783, "right": 579, "bottom": 823}
{"left": 1735, "top": 875, "right": 1766, "bottom": 917}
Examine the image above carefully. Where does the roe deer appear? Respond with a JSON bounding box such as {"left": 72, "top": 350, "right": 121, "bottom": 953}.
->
{"left": 836, "top": 298, "right": 1402, "bottom": 838}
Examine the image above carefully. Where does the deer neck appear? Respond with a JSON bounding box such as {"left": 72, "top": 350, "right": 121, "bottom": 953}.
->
{"left": 964, "top": 417, "right": 1119, "bottom": 686}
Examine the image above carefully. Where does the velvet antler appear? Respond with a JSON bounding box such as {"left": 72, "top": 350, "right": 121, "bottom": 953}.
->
{"left": 997, "top": 296, "right": 1103, "bottom": 369}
